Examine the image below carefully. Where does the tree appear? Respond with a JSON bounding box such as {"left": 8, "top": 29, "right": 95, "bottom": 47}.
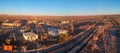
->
{"left": 5, "top": 38, "right": 11, "bottom": 45}
{"left": 58, "top": 34, "right": 71, "bottom": 43}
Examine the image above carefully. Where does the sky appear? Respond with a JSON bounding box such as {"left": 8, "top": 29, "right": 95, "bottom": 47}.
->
{"left": 0, "top": 0, "right": 120, "bottom": 16}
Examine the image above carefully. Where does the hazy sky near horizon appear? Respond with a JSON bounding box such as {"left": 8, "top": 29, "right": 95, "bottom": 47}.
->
{"left": 0, "top": 0, "right": 120, "bottom": 15}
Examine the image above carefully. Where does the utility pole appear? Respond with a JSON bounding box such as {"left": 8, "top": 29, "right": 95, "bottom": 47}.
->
{"left": 35, "top": 18, "right": 43, "bottom": 41}
{"left": 70, "top": 20, "right": 74, "bottom": 33}
{"left": 35, "top": 18, "right": 40, "bottom": 53}
{"left": 35, "top": 18, "right": 39, "bottom": 40}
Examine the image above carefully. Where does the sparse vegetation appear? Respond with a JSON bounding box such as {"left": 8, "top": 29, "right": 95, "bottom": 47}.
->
{"left": 58, "top": 34, "right": 71, "bottom": 43}
{"left": 0, "top": 14, "right": 120, "bottom": 52}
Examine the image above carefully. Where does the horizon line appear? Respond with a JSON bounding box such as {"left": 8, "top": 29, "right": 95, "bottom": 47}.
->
{"left": 0, "top": 13, "right": 120, "bottom": 16}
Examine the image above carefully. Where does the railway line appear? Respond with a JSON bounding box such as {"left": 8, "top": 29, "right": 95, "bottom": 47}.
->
{"left": 25, "top": 18, "right": 104, "bottom": 53}
{"left": 80, "top": 17, "right": 120, "bottom": 53}
{"left": 48, "top": 19, "right": 103, "bottom": 53}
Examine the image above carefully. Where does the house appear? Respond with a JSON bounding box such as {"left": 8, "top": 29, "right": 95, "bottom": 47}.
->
{"left": 47, "top": 27, "right": 69, "bottom": 36}
{"left": 27, "top": 20, "right": 37, "bottom": 24}
{"left": 2, "top": 20, "right": 21, "bottom": 28}
{"left": 46, "top": 27, "right": 69, "bottom": 41}
{"left": 38, "top": 21, "right": 45, "bottom": 25}
{"left": 2, "top": 22, "right": 21, "bottom": 28}
{"left": 47, "top": 27, "right": 59, "bottom": 36}
{"left": 23, "top": 32, "right": 38, "bottom": 41}
{"left": 3, "top": 45, "right": 13, "bottom": 51}
{"left": 61, "top": 21, "right": 69, "bottom": 24}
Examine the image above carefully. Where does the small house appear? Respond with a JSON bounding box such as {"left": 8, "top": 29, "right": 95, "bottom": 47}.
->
{"left": 23, "top": 32, "right": 38, "bottom": 41}
{"left": 47, "top": 27, "right": 59, "bottom": 36}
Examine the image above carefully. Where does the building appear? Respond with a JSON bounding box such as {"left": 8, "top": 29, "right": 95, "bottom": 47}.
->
{"left": 47, "top": 27, "right": 59, "bottom": 36}
{"left": 2, "top": 23, "right": 21, "bottom": 27}
{"left": 23, "top": 32, "right": 38, "bottom": 41}
{"left": 61, "top": 21, "right": 69, "bottom": 24}
{"left": 3, "top": 45, "right": 13, "bottom": 51}
{"left": 38, "top": 21, "right": 45, "bottom": 25}
{"left": 27, "top": 20, "right": 37, "bottom": 24}
{"left": 47, "top": 27, "right": 68, "bottom": 36}
{"left": 2, "top": 20, "right": 21, "bottom": 28}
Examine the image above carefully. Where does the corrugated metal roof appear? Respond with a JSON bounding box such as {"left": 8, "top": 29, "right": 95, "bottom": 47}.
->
{"left": 23, "top": 32, "right": 37, "bottom": 36}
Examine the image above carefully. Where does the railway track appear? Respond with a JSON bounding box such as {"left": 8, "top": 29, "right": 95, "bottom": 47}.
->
{"left": 38, "top": 27, "right": 95, "bottom": 53}
{"left": 45, "top": 19, "right": 103, "bottom": 53}
{"left": 25, "top": 18, "right": 104, "bottom": 53}
{"left": 68, "top": 27, "right": 98, "bottom": 53}
{"left": 50, "top": 28, "right": 98, "bottom": 53}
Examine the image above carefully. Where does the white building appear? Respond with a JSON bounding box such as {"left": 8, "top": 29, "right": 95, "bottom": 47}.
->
{"left": 39, "top": 21, "right": 45, "bottom": 25}
{"left": 23, "top": 32, "right": 38, "bottom": 41}
{"left": 61, "top": 21, "right": 69, "bottom": 24}
{"left": 47, "top": 28, "right": 68, "bottom": 36}
{"left": 47, "top": 28, "right": 59, "bottom": 36}
{"left": 27, "top": 20, "right": 37, "bottom": 24}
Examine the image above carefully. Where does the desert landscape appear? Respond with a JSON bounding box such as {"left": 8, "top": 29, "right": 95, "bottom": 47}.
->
{"left": 0, "top": 14, "right": 119, "bottom": 53}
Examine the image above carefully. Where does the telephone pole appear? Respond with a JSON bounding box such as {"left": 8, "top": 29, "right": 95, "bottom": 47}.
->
{"left": 70, "top": 20, "right": 74, "bottom": 33}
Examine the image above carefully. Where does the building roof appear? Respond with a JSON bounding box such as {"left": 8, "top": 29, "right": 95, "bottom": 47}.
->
{"left": 23, "top": 32, "right": 37, "bottom": 37}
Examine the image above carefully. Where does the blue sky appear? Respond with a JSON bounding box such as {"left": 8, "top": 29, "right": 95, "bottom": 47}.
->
{"left": 0, "top": 0, "right": 120, "bottom": 15}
